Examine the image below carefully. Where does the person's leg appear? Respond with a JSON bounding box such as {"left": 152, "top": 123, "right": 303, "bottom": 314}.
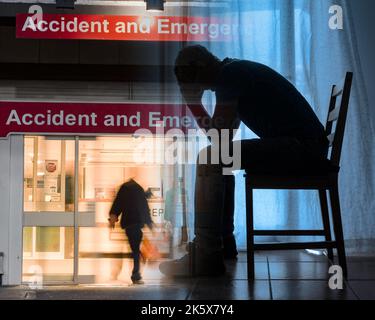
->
{"left": 194, "top": 158, "right": 226, "bottom": 256}
{"left": 159, "top": 145, "right": 227, "bottom": 276}
{"left": 160, "top": 139, "right": 294, "bottom": 277}
{"left": 125, "top": 226, "right": 143, "bottom": 282}
{"left": 222, "top": 175, "right": 238, "bottom": 259}
{"left": 193, "top": 140, "right": 264, "bottom": 259}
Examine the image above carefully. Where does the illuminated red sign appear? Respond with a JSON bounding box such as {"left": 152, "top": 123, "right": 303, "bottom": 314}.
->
{"left": 16, "top": 14, "right": 234, "bottom": 41}
{"left": 0, "top": 101, "right": 196, "bottom": 138}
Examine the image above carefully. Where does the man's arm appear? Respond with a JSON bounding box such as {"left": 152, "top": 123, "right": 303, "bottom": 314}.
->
{"left": 211, "top": 99, "right": 241, "bottom": 131}
{"left": 108, "top": 185, "right": 124, "bottom": 228}
{"left": 180, "top": 85, "right": 240, "bottom": 136}
{"left": 180, "top": 85, "right": 211, "bottom": 131}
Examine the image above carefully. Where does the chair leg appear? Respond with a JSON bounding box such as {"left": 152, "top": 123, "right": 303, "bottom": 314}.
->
{"left": 245, "top": 178, "right": 255, "bottom": 280}
{"left": 329, "top": 183, "right": 348, "bottom": 278}
{"left": 318, "top": 189, "right": 334, "bottom": 261}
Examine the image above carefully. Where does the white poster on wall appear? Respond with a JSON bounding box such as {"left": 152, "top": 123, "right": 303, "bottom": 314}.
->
{"left": 44, "top": 160, "right": 60, "bottom": 202}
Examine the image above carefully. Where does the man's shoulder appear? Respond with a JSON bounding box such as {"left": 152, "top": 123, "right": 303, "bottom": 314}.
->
{"left": 223, "top": 58, "right": 275, "bottom": 72}
{"left": 220, "top": 58, "right": 259, "bottom": 80}
{"left": 224, "top": 57, "right": 261, "bottom": 66}
{"left": 118, "top": 181, "right": 133, "bottom": 193}
{"left": 222, "top": 58, "right": 249, "bottom": 69}
{"left": 216, "top": 59, "right": 253, "bottom": 91}
{"left": 120, "top": 181, "right": 129, "bottom": 188}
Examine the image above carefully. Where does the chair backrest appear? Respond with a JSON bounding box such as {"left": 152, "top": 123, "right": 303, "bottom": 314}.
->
{"left": 325, "top": 72, "right": 353, "bottom": 167}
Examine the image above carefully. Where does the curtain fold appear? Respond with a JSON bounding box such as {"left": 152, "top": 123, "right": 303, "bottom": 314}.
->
{"left": 185, "top": 0, "right": 375, "bottom": 253}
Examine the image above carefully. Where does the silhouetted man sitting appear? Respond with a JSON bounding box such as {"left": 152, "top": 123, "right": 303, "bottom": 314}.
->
{"left": 159, "top": 45, "right": 329, "bottom": 277}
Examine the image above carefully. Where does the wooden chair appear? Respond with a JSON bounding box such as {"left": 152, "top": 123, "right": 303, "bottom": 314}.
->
{"left": 244, "top": 72, "right": 353, "bottom": 280}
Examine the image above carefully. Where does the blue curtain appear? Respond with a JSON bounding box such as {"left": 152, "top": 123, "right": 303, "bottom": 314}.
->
{"left": 186, "top": 0, "right": 375, "bottom": 254}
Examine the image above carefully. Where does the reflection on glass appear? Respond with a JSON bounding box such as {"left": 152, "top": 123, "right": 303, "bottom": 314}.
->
{"left": 23, "top": 227, "right": 33, "bottom": 253}
{"left": 22, "top": 135, "right": 194, "bottom": 284}
{"left": 22, "top": 227, "right": 74, "bottom": 284}
{"left": 35, "top": 227, "right": 61, "bottom": 252}
{"left": 24, "top": 136, "right": 75, "bottom": 212}
{"left": 77, "top": 137, "right": 174, "bottom": 283}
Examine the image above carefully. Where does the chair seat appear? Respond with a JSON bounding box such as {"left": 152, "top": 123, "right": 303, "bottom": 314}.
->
{"left": 244, "top": 159, "right": 340, "bottom": 176}
{"left": 244, "top": 161, "right": 340, "bottom": 189}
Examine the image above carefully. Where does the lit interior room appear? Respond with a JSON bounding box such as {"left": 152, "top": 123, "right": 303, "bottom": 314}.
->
{"left": 0, "top": 0, "right": 375, "bottom": 302}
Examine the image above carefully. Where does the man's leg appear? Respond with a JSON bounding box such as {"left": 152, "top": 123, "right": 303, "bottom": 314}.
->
{"left": 125, "top": 226, "right": 143, "bottom": 282}
{"left": 222, "top": 175, "right": 238, "bottom": 259}
{"left": 159, "top": 137, "right": 329, "bottom": 277}
{"left": 159, "top": 145, "right": 226, "bottom": 276}
{"left": 194, "top": 137, "right": 306, "bottom": 261}
{"left": 194, "top": 161, "right": 226, "bottom": 256}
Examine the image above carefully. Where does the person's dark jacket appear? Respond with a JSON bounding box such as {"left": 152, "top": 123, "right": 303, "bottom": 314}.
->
{"left": 110, "top": 179, "right": 153, "bottom": 229}
{"left": 216, "top": 58, "right": 327, "bottom": 141}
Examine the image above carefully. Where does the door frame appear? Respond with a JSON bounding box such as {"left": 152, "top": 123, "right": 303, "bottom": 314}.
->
{"left": 7, "top": 135, "right": 24, "bottom": 285}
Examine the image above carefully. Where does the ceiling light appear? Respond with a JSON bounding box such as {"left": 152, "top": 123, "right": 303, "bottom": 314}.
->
{"left": 144, "top": 0, "right": 165, "bottom": 11}
{"left": 56, "top": 0, "right": 76, "bottom": 9}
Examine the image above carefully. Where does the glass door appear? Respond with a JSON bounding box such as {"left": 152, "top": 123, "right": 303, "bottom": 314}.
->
{"left": 22, "top": 135, "right": 179, "bottom": 285}
{"left": 77, "top": 136, "right": 173, "bottom": 284}
{"left": 23, "top": 136, "right": 76, "bottom": 284}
